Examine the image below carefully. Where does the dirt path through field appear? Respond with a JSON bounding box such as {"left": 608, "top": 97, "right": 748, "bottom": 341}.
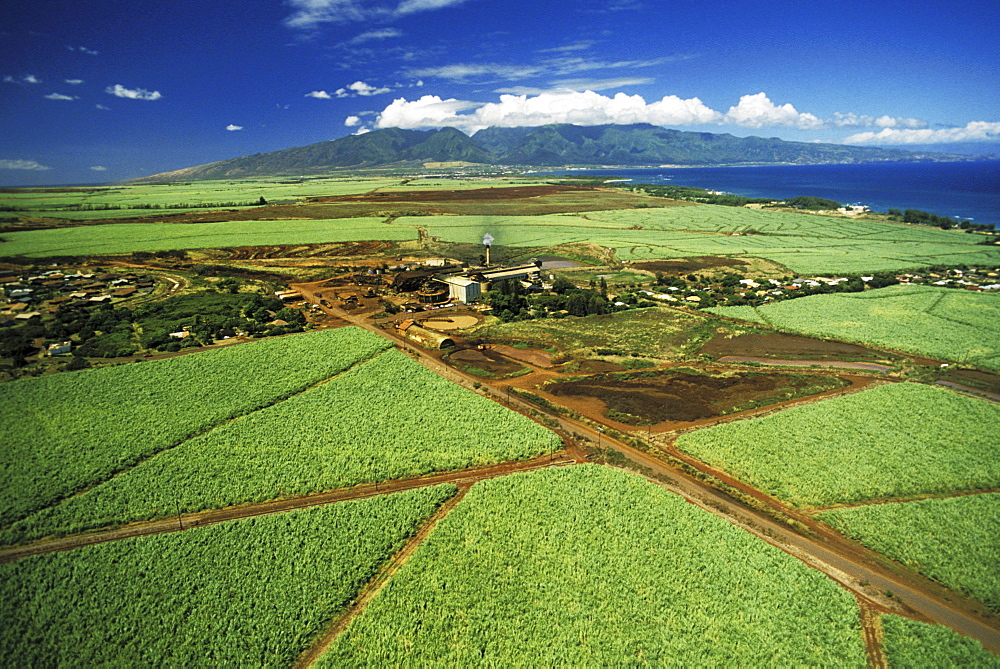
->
{"left": 806, "top": 487, "right": 1000, "bottom": 514}
{"left": 718, "top": 355, "right": 895, "bottom": 374}
{"left": 859, "top": 601, "right": 888, "bottom": 669}
{"left": 293, "top": 485, "right": 472, "bottom": 668}
{"left": 0, "top": 452, "right": 580, "bottom": 564}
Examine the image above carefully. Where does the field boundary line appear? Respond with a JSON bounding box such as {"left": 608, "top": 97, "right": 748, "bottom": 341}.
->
{"left": 0, "top": 452, "right": 579, "bottom": 563}
{"left": 859, "top": 601, "right": 888, "bottom": 669}
{"left": 806, "top": 487, "right": 1000, "bottom": 514}
{"left": 8, "top": 346, "right": 392, "bottom": 530}
{"left": 293, "top": 484, "right": 473, "bottom": 668}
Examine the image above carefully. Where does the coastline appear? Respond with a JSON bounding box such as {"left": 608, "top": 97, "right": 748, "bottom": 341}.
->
{"left": 532, "top": 160, "right": 1000, "bottom": 222}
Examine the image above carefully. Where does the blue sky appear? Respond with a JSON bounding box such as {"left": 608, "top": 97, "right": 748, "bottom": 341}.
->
{"left": 2, "top": 0, "right": 998, "bottom": 185}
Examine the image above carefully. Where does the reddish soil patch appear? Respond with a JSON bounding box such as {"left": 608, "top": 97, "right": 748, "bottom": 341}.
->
{"left": 574, "top": 360, "right": 626, "bottom": 374}
{"left": 631, "top": 256, "right": 750, "bottom": 274}
{"left": 547, "top": 370, "right": 847, "bottom": 424}
{"left": 938, "top": 368, "right": 1000, "bottom": 396}
{"left": 313, "top": 184, "right": 594, "bottom": 203}
{"left": 490, "top": 345, "right": 553, "bottom": 368}
{"left": 223, "top": 241, "right": 392, "bottom": 259}
{"left": 447, "top": 348, "right": 528, "bottom": 378}
{"left": 700, "top": 332, "right": 903, "bottom": 362}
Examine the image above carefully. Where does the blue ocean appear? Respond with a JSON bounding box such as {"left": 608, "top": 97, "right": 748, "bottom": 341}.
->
{"left": 536, "top": 160, "right": 1000, "bottom": 225}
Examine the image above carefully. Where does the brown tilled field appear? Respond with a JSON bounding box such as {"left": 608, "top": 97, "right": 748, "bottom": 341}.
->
{"left": 546, "top": 369, "right": 848, "bottom": 424}
{"left": 699, "top": 332, "right": 905, "bottom": 362}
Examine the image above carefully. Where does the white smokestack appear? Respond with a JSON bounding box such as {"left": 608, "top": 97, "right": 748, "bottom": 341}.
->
{"left": 483, "top": 233, "right": 493, "bottom": 266}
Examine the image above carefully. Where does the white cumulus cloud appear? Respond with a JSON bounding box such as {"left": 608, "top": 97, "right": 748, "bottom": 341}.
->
{"left": 65, "top": 79, "right": 84, "bottom": 85}
{"left": 0, "top": 159, "right": 51, "bottom": 171}
{"left": 335, "top": 81, "right": 392, "bottom": 97}
{"left": 344, "top": 115, "right": 362, "bottom": 126}
{"left": 375, "top": 90, "right": 722, "bottom": 134}
{"left": 90, "top": 165, "right": 108, "bottom": 171}
{"left": 45, "top": 93, "right": 78, "bottom": 101}
{"left": 4, "top": 74, "right": 41, "bottom": 85}
{"left": 226, "top": 124, "right": 244, "bottom": 131}
{"left": 844, "top": 121, "right": 1000, "bottom": 145}
{"left": 830, "top": 112, "right": 927, "bottom": 129}
{"left": 723, "top": 93, "right": 823, "bottom": 129}
{"left": 306, "top": 90, "right": 333, "bottom": 99}
{"left": 106, "top": 84, "right": 162, "bottom": 100}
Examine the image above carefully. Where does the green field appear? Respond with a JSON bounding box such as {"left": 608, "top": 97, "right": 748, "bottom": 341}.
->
{"left": 483, "top": 306, "right": 749, "bottom": 359}
{"left": 2, "top": 348, "right": 559, "bottom": 543}
{"left": 5, "top": 189, "right": 998, "bottom": 273}
{"left": 882, "top": 615, "right": 1000, "bottom": 668}
{"left": 0, "top": 327, "right": 391, "bottom": 529}
{"left": 676, "top": 383, "right": 1000, "bottom": 508}
{"left": 320, "top": 465, "right": 866, "bottom": 666}
{"left": 708, "top": 284, "right": 1000, "bottom": 371}
{"left": 820, "top": 494, "right": 1000, "bottom": 612}
{"left": 0, "top": 217, "right": 416, "bottom": 257}
{"left": 400, "top": 206, "right": 1000, "bottom": 274}
{"left": 0, "top": 485, "right": 455, "bottom": 667}
{"left": 0, "top": 177, "right": 399, "bottom": 213}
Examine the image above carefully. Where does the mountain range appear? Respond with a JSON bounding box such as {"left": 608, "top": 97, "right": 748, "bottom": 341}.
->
{"left": 133, "top": 124, "right": 970, "bottom": 182}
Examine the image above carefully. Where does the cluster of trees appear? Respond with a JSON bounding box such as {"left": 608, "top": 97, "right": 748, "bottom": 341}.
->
{"left": 488, "top": 277, "right": 632, "bottom": 322}
{"left": 626, "top": 184, "right": 774, "bottom": 208}
{"left": 1, "top": 287, "right": 308, "bottom": 365}
{"left": 888, "top": 208, "right": 996, "bottom": 232}
{"left": 61, "top": 198, "right": 267, "bottom": 211}
{"left": 786, "top": 196, "right": 841, "bottom": 210}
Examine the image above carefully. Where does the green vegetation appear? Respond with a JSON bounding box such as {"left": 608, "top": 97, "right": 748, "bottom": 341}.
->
{"left": 889, "top": 207, "right": 996, "bottom": 232}
{"left": 320, "top": 465, "right": 866, "bottom": 666}
{"left": 0, "top": 327, "right": 390, "bottom": 530}
{"left": 482, "top": 306, "right": 747, "bottom": 360}
{"left": 676, "top": 383, "right": 1000, "bottom": 508}
{"left": 882, "top": 615, "right": 1000, "bottom": 668}
{"left": 550, "top": 267, "right": 653, "bottom": 286}
{"left": 0, "top": 177, "right": 398, "bottom": 216}
{"left": 786, "top": 196, "right": 841, "bottom": 210}
{"left": 819, "top": 494, "right": 1000, "bottom": 611}
{"left": 708, "top": 284, "right": 1000, "bottom": 371}
{"left": 43, "top": 291, "right": 306, "bottom": 358}
{"left": 2, "top": 348, "right": 558, "bottom": 543}
{"left": 402, "top": 205, "right": 1000, "bottom": 274}
{"left": 0, "top": 485, "right": 456, "bottom": 667}
{"left": 0, "top": 217, "right": 416, "bottom": 257}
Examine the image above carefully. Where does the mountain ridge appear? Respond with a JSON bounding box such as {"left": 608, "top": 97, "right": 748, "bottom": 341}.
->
{"left": 130, "top": 124, "right": 974, "bottom": 182}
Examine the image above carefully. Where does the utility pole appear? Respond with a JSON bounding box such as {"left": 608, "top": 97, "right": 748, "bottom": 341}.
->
{"left": 175, "top": 501, "right": 183, "bottom": 531}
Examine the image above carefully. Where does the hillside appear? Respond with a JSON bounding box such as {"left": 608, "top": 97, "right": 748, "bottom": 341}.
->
{"left": 131, "top": 123, "right": 967, "bottom": 182}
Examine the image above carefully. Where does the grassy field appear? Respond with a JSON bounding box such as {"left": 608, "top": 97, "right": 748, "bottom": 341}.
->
{"left": 2, "top": 348, "right": 559, "bottom": 543}
{"left": 0, "top": 177, "right": 399, "bottom": 212}
{"left": 882, "top": 615, "right": 1000, "bottom": 668}
{"left": 5, "top": 181, "right": 997, "bottom": 272}
{"left": 0, "top": 327, "right": 391, "bottom": 529}
{"left": 675, "top": 383, "right": 1000, "bottom": 508}
{"left": 550, "top": 266, "right": 654, "bottom": 287}
{"left": 482, "top": 306, "right": 751, "bottom": 359}
{"left": 320, "top": 465, "right": 866, "bottom": 666}
{"left": 0, "top": 217, "right": 416, "bottom": 257}
{"left": 708, "top": 284, "right": 1000, "bottom": 371}
{"left": 819, "top": 494, "right": 1000, "bottom": 612}
{"left": 400, "top": 206, "right": 1000, "bottom": 274}
{"left": 0, "top": 485, "right": 456, "bottom": 667}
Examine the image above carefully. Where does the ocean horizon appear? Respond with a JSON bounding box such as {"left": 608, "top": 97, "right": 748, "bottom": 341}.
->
{"left": 535, "top": 160, "right": 1000, "bottom": 226}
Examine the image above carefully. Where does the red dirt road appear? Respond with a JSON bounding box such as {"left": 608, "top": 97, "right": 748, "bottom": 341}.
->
{"left": 0, "top": 452, "right": 581, "bottom": 565}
